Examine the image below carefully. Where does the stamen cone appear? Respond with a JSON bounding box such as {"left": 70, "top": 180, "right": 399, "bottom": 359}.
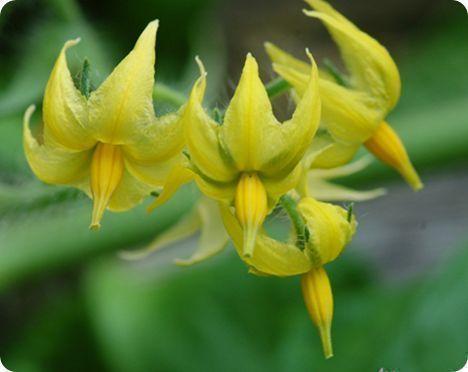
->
{"left": 234, "top": 173, "right": 268, "bottom": 257}
{"left": 90, "top": 143, "right": 124, "bottom": 229}
{"left": 301, "top": 267, "right": 334, "bottom": 359}
{"left": 365, "top": 122, "right": 423, "bottom": 191}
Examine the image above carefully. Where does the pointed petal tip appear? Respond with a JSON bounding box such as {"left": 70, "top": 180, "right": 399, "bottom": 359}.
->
{"left": 194, "top": 55, "right": 207, "bottom": 77}
{"left": 23, "top": 104, "right": 36, "bottom": 122}
{"left": 146, "top": 19, "right": 159, "bottom": 30}
{"left": 244, "top": 52, "right": 258, "bottom": 68}
{"left": 264, "top": 41, "right": 274, "bottom": 50}
{"left": 64, "top": 38, "right": 81, "bottom": 49}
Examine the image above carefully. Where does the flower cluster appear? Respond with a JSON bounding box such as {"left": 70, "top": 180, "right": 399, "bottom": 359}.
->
{"left": 23, "top": 0, "right": 421, "bottom": 359}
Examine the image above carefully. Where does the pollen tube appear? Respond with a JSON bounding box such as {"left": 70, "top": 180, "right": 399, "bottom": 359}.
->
{"left": 365, "top": 121, "right": 423, "bottom": 191}
{"left": 301, "top": 267, "right": 334, "bottom": 359}
{"left": 234, "top": 173, "right": 268, "bottom": 258}
{"left": 90, "top": 143, "right": 124, "bottom": 229}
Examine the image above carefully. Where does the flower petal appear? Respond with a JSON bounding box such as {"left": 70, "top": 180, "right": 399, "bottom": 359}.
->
{"left": 124, "top": 152, "right": 185, "bottom": 187}
{"left": 42, "top": 39, "right": 94, "bottom": 150}
{"left": 308, "top": 179, "right": 386, "bottom": 202}
{"left": 175, "top": 197, "right": 229, "bottom": 266}
{"left": 305, "top": 0, "right": 401, "bottom": 113}
{"left": 107, "top": 168, "right": 153, "bottom": 211}
{"left": 221, "top": 54, "right": 280, "bottom": 170}
{"left": 146, "top": 162, "right": 194, "bottom": 212}
{"left": 183, "top": 58, "right": 237, "bottom": 182}
{"left": 307, "top": 134, "right": 359, "bottom": 169}
{"left": 119, "top": 207, "right": 201, "bottom": 261}
{"left": 319, "top": 79, "right": 380, "bottom": 143}
{"left": 123, "top": 112, "right": 185, "bottom": 164}
{"left": 298, "top": 197, "right": 356, "bottom": 265}
{"left": 264, "top": 42, "right": 310, "bottom": 76}
{"left": 23, "top": 105, "right": 91, "bottom": 186}
{"left": 309, "top": 155, "right": 374, "bottom": 179}
{"left": 269, "top": 47, "right": 379, "bottom": 144}
{"left": 88, "top": 20, "right": 158, "bottom": 144}
{"left": 264, "top": 51, "right": 320, "bottom": 176}
{"left": 220, "top": 204, "right": 313, "bottom": 276}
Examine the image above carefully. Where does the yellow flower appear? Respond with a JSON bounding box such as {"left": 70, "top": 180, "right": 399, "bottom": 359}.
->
{"left": 222, "top": 196, "right": 355, "bottom": 358}
{"left": 220, "top": 196, "right": 356, "bottom": 275}
{"left": 23, "top": 21, "right": 185, "bottom": 228}
{"left": 181, "top": 53, "right": 321, "bottom": 257}
{"left": 265, "top": 0, "right": 423, "bottom": 190}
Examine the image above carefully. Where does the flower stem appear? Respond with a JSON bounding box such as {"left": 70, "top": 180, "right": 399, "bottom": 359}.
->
{"left": 79, "top": 59, "right": 91, "bottom": 99}
{"left": 323, "top": 58, "right": 349, "bottom": 87}
{"left": 279, "top": 194, "right": 309, "bottom": 250}
{"left": 265, "top": 77, "right": 291, "bottom": 99}
{"left": 153, "top": 83, "right": 187, "bottom": 108}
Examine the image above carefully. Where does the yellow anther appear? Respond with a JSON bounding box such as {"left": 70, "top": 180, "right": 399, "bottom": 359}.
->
{"left": 234, "top": 173, "right": 268, "bottom": 257}
{"left": 301, "top": 267, "right": 334, "bottom": 359}
{"left": 90, "top": 143, "right": 124, "bottom": 229}
{"left": 365, "top": 121, "right": 423, "bottom": 191}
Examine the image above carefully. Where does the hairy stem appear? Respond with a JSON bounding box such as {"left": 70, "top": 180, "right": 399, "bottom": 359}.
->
{"left": 153, "top": 83, "right": 187, "bottom": 108}
{"left": 279, "top": 194, "right": 309, "bottom": 250}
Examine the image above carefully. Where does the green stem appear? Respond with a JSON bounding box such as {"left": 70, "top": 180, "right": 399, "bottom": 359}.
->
{"left": 79, "top": 59, "right": 91, "bottom": 99}
{"left": 152, "top": 76, "right": 289, "bottom": 113}
{"left": 279, "top": 194, "right": 309, "bottom": 250}
{"left": 153, "top": 83, "right": 187, "bottom": 109}
{"left": 323, "top": 58, "right": 349, "bottom": 88}
{"left": 265, "top": 77, "right": 291, "bottom": 99}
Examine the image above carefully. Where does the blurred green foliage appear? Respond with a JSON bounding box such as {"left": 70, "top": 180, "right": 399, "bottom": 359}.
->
{"left": 0, "top": 0, "right": 467, "bottom": 371}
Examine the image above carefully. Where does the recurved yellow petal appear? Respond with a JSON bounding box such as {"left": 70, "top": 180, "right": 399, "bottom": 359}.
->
{"left": 120, "top": 207, "right": 201, "bottom": 261}
{"left": 264, "top": 42, "right": 310, "bottom": 76}
{"left": 305, "top": 0, "right": 401, "bottom": 114}
{"left": 308, "top": 179, "right": 386, "bottom": 202}
{"left": 147, "top": 162, "right": 194, "bottom": 212}
{"left": 301, "top": 267, "right": 334, "bottom": 359}
{"left": 125, "top": 153, "right": 184, "bottom": 187}
{"left": 268, "top": 44, "right": 381, "bottom": 144}
{"left": 365, "top": 121, "right": 423, "bottom": 190}
{"left": 306, "top": 156, "right": 386, "bottom": 201}
{"left": 221, "top": 204, "right": 313, "bottom": 276}
{"left": 221, "top": 54, "right": 280, "bottom": 170}
{"left": 307, "top": 134, "right": 359, "bottom": 169}
{"left": 23, "top": 105, "right": 91, "bottom": 186}
{"left": 42, "top": 38, "right": 94, "bottom": 150}
{"left": 88, "top": 20, "right": 158, "bottom": 144}
{"left": 124, "top": 112, "right": 185, "bottom": 165}
{"left": 183, "top": 58, "right": 237, "bottom": 183}
{"left": 298, "top": 197, "right": 356, "bottom": 265}
{"left": 107, "top": 169, "right": 153, "bottom": 212}
{"left": 319, "top": 78, "right": 380, "bottom": 143}
{"left": 260, "top": 51, "right": 321, "bottom": 177}
{"left": 175, "top": 197, "right": 229, "bottom": 266}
